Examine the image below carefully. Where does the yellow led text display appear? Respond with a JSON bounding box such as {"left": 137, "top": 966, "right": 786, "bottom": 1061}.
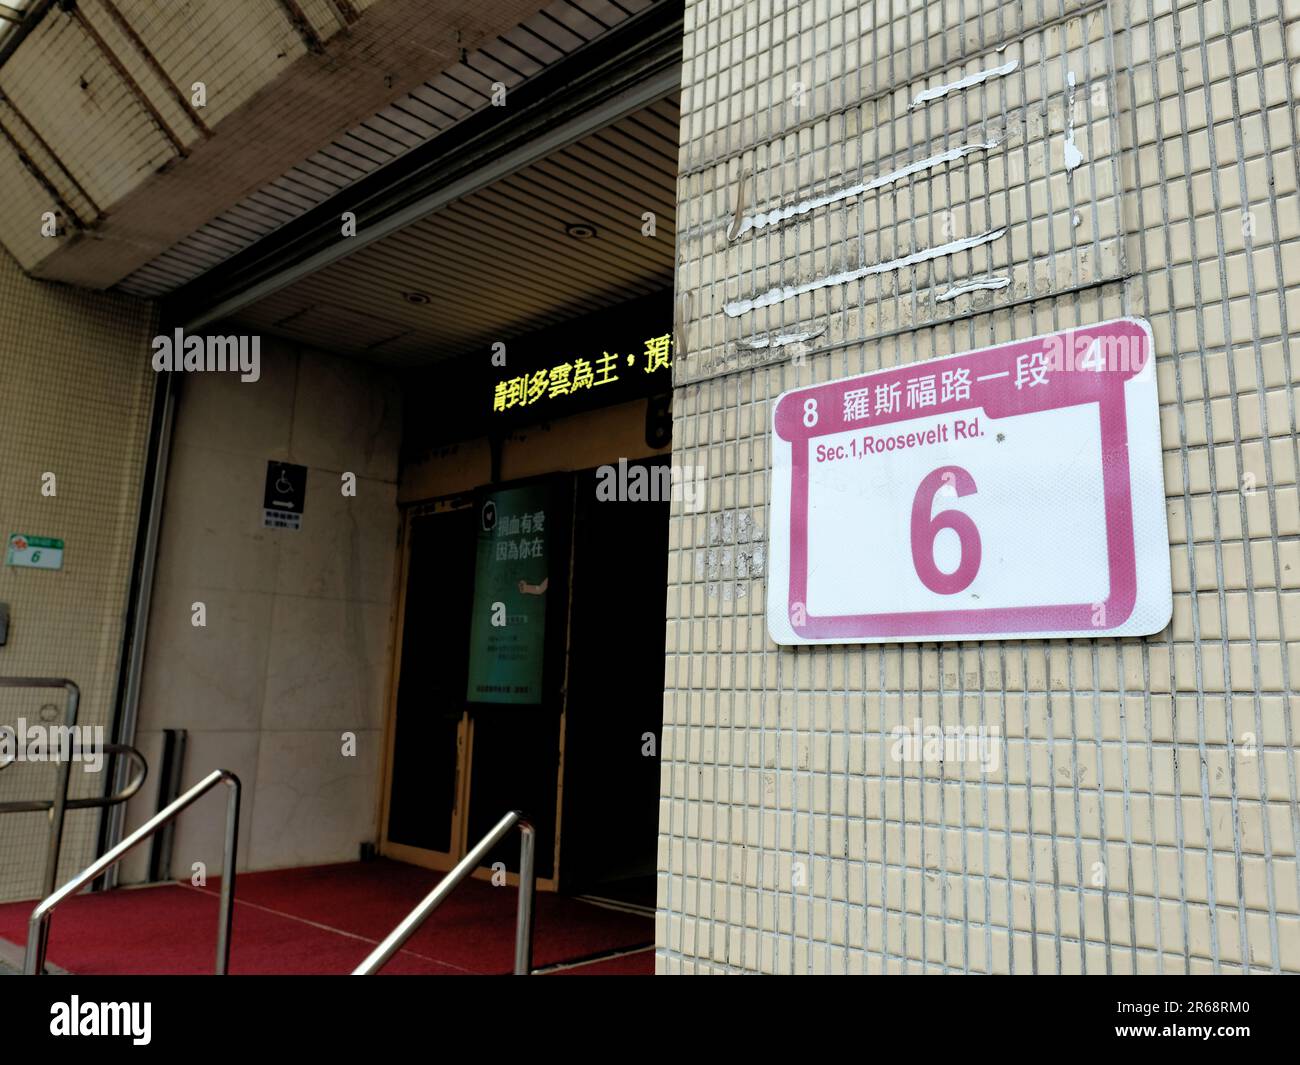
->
{"left": 492, "top": 333, "right": 673, "bottom": 413}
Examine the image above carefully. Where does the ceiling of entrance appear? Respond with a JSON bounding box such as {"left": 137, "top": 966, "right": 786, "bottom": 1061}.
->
{"left": 230, "top": 92, "right": 678, "bottom": 368}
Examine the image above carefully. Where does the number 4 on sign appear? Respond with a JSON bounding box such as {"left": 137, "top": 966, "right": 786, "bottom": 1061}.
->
{"left": 1078, "top": 338, "right": 1105, "bottom": 372}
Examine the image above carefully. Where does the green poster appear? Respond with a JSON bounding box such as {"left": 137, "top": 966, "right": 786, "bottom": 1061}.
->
{"left": 465, "top": 483, "right": 552, "bottom": 704}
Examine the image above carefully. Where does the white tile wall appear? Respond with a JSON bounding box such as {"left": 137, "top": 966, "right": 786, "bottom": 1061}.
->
{"left": 660, "top": 0, "right": 1300, "bottom": 974}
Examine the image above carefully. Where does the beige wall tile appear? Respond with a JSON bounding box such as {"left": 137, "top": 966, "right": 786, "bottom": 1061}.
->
{"left": 0, "top": 250, "right": 155, "bottom": 901}
{"left": 660, "top": 0, "right": 1300, "bottom": 973}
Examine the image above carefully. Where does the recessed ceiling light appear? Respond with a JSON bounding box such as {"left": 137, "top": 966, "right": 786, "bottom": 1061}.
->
{"left": 564, "top": 222, "right": 597, "bottom": 239}
{"left": 401, "top": 291, "right": 431, "bottom": 305}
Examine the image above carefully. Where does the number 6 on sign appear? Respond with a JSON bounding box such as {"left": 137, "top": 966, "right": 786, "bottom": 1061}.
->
{"left": 911, "top": 466, "right": 980, "bottom": 595}
{"left": 767, "top": 318, "right": 1173, "bottom": 644}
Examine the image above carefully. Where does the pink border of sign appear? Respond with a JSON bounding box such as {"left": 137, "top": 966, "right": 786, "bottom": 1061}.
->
{"left": 772, "top": 319, "right": 1152, "bottom": 639}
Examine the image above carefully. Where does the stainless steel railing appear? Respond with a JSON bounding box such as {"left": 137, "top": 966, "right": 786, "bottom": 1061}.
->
{"left": 0, "top": 744, "right": 148, "bottom": 813}
{"left": 0, "top": 676, "right": 149, "bottom": 895}
{"left": 0, "top": 677, "right": 80, "bottom": 898}
{"left": 352, "top": 809, "right": 536, "bottom": 975}
{"left": 24, "top": 768, "right": 241, "bottom": 975}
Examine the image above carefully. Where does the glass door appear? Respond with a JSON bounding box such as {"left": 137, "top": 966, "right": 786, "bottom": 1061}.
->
{"left": 380, "top": 503, "right": 475, "bottom": 869}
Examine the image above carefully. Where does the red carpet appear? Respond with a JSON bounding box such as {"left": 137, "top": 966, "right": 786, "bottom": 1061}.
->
{"left": 0, "top": 859, "right": 652, "bottom": 976}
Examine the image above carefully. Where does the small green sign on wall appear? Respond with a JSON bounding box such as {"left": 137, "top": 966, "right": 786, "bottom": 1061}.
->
{"left": 465, "top": 484, "right": 553, "bottom": 705}
{"left": 6, "top": 534, "right": 64, "bottom": 570}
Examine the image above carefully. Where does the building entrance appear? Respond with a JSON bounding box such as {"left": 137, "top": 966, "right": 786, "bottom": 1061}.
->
{"left": 380, "top": 456, "right": 669, "bottom": 901}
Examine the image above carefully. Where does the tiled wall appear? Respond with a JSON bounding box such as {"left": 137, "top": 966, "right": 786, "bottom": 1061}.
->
{"left": 118, "top": 335, "right": 403, "bottom": 883}
{"left": 659, "top": 0, "right": 1300, "bottom": 972}
{"left": 0, "top": 249, "right": 156, "bottom": 902}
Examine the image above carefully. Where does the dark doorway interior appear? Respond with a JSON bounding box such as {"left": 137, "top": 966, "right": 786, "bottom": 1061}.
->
{"left": 559, "top": 458, "right": 670, "bottom": 907}
{"left": 386, "top": 506, "right": 474, "bottom": 854}
{"left": 385, "top": 464, "right": 667, "bottom": 900}
{"left": 385, "top": 504, "right": 565, "bottom": 879}
{"left": 465, "top": 706, "right": 561, "bottom": 881}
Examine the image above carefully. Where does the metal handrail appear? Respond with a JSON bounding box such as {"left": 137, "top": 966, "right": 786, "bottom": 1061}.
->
{"left": 352, "top": 809, "right": 536, "bottom": 975}
{"left": 24, "top": 768, "right": 241, "bottom": 976}
{"left": 0, "top": 677, "right": 80, "bottom": 898}
{"left": 0, "top": 743, "right": 149, "bottom": 813}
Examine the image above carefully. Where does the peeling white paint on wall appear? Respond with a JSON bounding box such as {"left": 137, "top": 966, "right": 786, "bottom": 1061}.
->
{"left": 1062, "top": 71, "right": 1085, "bottom": 175}
{"left": 724, "top": 228, "right": 1007, "bottom": 317}
{"left": 696, "top": 508, "right": 765, "bottom": 599}
{"left": 737, "top": 326, "right": 827, "bottom": 349}
{"left": 730, "top": 142, "right": 999, "bottom": 239}
{"left": 935, "top": 276, "right": 1010, "bottom": 302}
{"left": 909, "top": 58, "right": 1019, "bottom": 109}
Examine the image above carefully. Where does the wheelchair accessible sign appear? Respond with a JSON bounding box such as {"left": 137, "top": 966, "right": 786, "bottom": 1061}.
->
{"left": 263, "top": 461, "right": 307, "bottom": 531}
{"left": 767, "top": 318, "right": 1172, "bottom": 644}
